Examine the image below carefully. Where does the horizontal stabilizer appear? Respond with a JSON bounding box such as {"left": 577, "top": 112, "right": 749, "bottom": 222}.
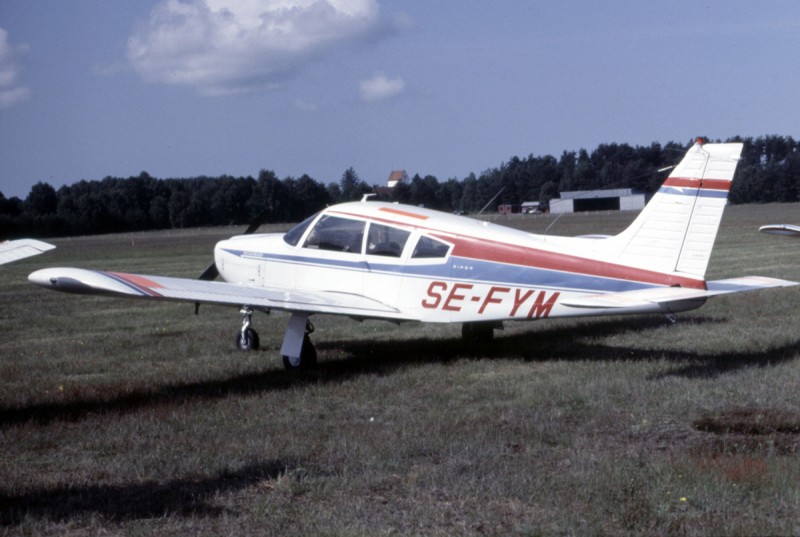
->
{"left": 562, "top": 276, "right": 797, "bottom": 309}
{"left": 705, "top": 276, "right": 799, "bottom": 293}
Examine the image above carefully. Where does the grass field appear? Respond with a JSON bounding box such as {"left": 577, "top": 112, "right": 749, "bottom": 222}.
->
{"left": 1, "top": 204, "right": 799, "bottom": 536}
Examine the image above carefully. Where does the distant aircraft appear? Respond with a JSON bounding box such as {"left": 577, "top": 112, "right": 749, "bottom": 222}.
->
{"left": 0, "top": 239, "right": 55, "bottom": 266}
{"left": 759, "top": 224, "right": 800, "bottom": 237}
{"left": 29, "top": 140, "right": 797, "bottom": 369}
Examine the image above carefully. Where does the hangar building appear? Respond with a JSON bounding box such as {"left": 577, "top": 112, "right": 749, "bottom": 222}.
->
{"left": 549, "top": 188, "right": 646, "bottom": 214}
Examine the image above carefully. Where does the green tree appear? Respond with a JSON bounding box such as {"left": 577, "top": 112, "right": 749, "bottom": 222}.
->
{"left": 539, "top": 181, "right": 558, "bottom": 210}
{"left": 339, "top": 167, "right": 370, "bottom": 201}
{"left": 25, "top": 182, "right": 58, "bottom": 216}
{"left": 409, "top": 174, "right": 439, "bottom": 208}
{"left": 249, "top": 169, "right": 291, "bottom": 222}
{"left": 285, "top": 174, "right": 331, "bottom": 220}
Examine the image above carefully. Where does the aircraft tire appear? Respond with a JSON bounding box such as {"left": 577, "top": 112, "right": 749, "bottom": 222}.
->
{"left": 461, "top": 322, "right": 494, "bottom": 343}
{"left": 282, "top": 335, "right": 317, "bottom": 370}
{"left": 236, "top": 328, "right": 260, "bottom": 352}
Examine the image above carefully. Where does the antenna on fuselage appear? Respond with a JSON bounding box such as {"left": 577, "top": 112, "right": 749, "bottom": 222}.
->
{"left": 361, "top": 193, "right": 377, "bottom": 202}
{"left": 477, "top": 187, "right": 506, "bottom": 217}
{"left": 543, "top": 162, "right": 676, "bottom": 237}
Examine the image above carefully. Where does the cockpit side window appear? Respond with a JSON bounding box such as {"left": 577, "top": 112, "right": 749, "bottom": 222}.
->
{"left": 303, "top": 215, "right": 365, "bottom": 253}
{"left": 283, "top": 212, "right": 320, "bottom": 246}
{"left": 366, "top": 223, "right": 411, "bottom": 257}
{"left": 411, "top": 235, "right": 450, "bottom": 259}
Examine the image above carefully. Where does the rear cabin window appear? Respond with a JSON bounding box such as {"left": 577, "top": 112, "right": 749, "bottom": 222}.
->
{"left": 412, "top": 236, "right": 450, "bottom": 258}
{"left": 366, "top": 223, "right": 411, "bottom": 257}
{"left": 303, "top": 215, "right": 365, "bottom": 253}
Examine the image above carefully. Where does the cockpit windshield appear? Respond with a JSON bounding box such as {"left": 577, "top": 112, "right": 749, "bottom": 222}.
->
{"left": 303, "top": 215, "right": 365, "bottom": 253}
{"left": 283, "top": 212, "right": 319, "bottom": 246}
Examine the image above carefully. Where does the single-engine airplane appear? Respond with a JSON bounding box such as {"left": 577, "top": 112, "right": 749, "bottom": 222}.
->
{"left": 0, "top": 239, "right": 55, "bottom": 266}
{"left": 29, "top": 140, "right": 797, "bottom": 369}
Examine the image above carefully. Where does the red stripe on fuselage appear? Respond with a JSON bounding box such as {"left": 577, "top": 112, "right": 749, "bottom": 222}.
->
{"left": 330, "top": 210, "right": 437, "bottom": 235}
{"left": 442, "top": 234, "right": 706, "bottom": 289}
{"left": 327, "top": 206, "right": 705, "bottom": 289}
{"left": 378, "top": 206, "right": 429, "bottom": 220}
{"left": 663, "top": 177, "right": 731, "bottom": 191}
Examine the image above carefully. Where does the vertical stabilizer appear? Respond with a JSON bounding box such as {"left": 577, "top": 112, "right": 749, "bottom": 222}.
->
{"left": 607, "top": 140, "right": 743, "bottom": 279}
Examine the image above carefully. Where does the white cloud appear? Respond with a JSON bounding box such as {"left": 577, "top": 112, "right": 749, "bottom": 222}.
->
{"left": 359, "top": 73, "right": 404, "bottom": 102}
{"left": 0, "top": 28, "right": 31, "bottom": 109}
{"left": 128, "top": 0, "right": 382, "bottom": 96}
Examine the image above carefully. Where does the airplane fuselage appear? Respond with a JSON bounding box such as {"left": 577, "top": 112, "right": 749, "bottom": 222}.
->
{"left": 213, "top": 202, "right": 705, "bottom": 324}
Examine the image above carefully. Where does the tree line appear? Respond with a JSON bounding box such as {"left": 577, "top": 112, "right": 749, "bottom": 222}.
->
{"left": 2, "top": 135, "right": 798, "bottom": 238}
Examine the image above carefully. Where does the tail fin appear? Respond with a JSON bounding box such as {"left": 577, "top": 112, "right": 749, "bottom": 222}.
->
{"left": 607, "top": 140, "right": 743, "bottom": 279}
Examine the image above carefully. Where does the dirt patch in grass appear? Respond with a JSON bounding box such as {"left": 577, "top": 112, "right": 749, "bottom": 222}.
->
{"left": 694, "top": 407, "right": 800, "bottom": 436}
{"left": 691, "top": 407, "right": 800, "bottom": 457}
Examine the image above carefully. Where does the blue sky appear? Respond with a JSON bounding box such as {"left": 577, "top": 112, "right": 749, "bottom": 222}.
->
{"left": 1, "top": 1, "right": 799, "bottom": 199}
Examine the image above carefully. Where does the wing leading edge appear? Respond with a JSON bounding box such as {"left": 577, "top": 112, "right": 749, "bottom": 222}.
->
{"left": 28, "top": 267, "right": 410, "bottom": 319}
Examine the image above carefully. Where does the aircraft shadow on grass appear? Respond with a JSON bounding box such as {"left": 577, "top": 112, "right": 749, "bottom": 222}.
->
{"left": 327, "top": 315, "right": 800, "bottom": 382}
{"left": 0, "top": 459, "right": 292, "bottom": 526}
{"left": 1, "top": 315, "right": 799, "bottom": 430}
{"left": 3, "top": 319, "right": 799, "bottom": 526}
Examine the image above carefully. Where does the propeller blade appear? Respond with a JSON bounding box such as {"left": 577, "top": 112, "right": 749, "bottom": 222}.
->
{"left": 243, "top": 208, "right": 271, "bottom": 235}
{"left": 198, "top": 262, "right": 219, "bottom": 281}
{"left": 195, "top": 262, "right": 219, "bottom": 314}
{"left": 195, "top": 209, "right": 269, "bottom": 313}
{"left": 196, "top": 210, "right": 267, "bottom": 283}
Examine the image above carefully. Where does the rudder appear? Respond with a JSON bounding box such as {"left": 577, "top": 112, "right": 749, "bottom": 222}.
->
{"left": 607, "top": 140, "right": 743, "bottom": 279}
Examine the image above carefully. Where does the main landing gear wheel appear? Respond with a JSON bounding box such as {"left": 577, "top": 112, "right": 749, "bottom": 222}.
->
{"left": 282, "top": 334, "right": 317, "bottom": 370}
{"left": 282, "top": 321, "right": 317, "bottom": 371}
{"left": 236, "top": 306, "right": 260, "bottom": 352}
{"left": 461, "top": 322, "right": 496, "bottom": 343}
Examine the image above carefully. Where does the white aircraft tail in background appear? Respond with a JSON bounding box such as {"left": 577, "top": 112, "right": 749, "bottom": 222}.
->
{"left": 760, "top": 224, "right": 800, "bottom": 237}
{"left": 0, "top": 239, "right": 55, "bottom": 266}
{"left": 29, "top": 139, "right": 797, "bottom": 369}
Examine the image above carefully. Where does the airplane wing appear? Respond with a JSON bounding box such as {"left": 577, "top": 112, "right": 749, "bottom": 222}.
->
{"left": 561, "top": 276, "right": 797, "bottom": 309}
{"left": 0, "top": 239, "right": 55, "bottom": 265}
{"left": 28, "top": 267, "right": 412, "bottom": 320}
{"left": 759, "top": 224, "right": 800, "bottom": 237}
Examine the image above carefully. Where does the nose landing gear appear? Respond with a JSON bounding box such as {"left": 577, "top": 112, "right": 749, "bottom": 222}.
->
{"left": 236, "top": 306, "right": 260, "bottom": 351}
{"left": 234, "top": 307, "right": 317, "bottom": 371}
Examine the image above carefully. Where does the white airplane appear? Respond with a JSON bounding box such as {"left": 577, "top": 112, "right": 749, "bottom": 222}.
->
{"left": 29, "top": 140, "right": 797, "bottom": 369}
{"left": 759, "top": 224, "right": 800, "bottom": 237}
{"left": 0, "top": 239, "right": 55, "bottom": 266}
